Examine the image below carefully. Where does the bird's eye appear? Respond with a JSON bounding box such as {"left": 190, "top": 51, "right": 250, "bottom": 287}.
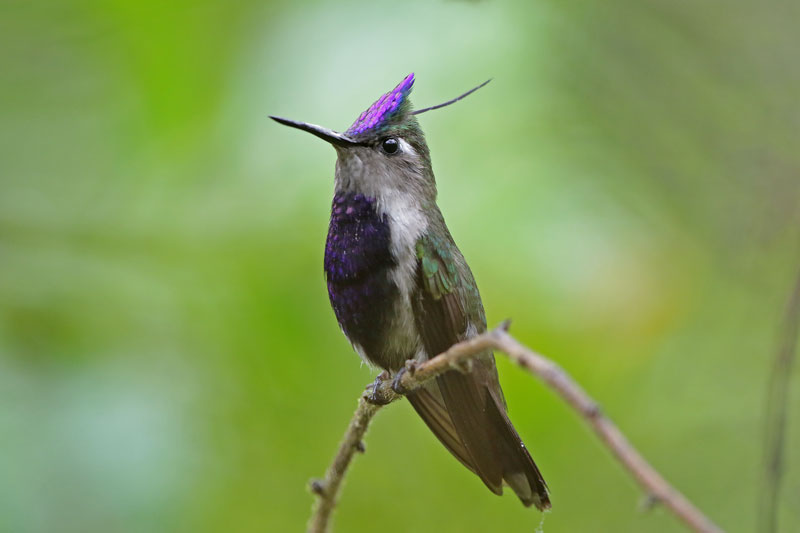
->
{"left": 381, "top": 137, "right": 399, "bottom": 155}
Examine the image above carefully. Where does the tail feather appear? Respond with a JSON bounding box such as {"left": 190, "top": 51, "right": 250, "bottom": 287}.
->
{"left": 485, "top": 387, "right": 550, "bottom": 509}
{"left": 408, "top": 366, "right": 550, "bottom": 509}
{"left": 436, "top": 369, "right": 505, "bottom": 493}
{"left": 407, "top": 385, "right": 475, "bottom": 473}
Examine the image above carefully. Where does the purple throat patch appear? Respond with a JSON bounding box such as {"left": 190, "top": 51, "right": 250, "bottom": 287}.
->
{"left": 324, "top": 193, "right": 398, "bottom": 360}
{"left": 346, "top": 73, "right": 414, "bottom": 136}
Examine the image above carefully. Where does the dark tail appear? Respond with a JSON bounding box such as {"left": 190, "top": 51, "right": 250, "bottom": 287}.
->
{"left": 408, "top": 368, "right": 550, "bottom": 510}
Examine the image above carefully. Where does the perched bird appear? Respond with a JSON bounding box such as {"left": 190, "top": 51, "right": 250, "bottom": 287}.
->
{"left": 271, "top": 73, "right": 550, "bottom": 509}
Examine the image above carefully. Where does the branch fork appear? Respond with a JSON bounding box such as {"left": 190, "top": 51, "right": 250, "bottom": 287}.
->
{"left": 307, "top": 323, "right": 724, "bottom": 533}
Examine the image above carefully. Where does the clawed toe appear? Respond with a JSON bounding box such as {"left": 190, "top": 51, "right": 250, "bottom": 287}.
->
{"left": 391, "top": 360, "right": 418, "bottom": 395}
{"left": 365, "top": 389, "right": 392, "bottom": 405}
{"left": 364, "top": 370, "right": 389, "bottom": 391}
{"left": 364, "top": 372, "right": 392, "bottom": 405}
{"left": 390, "top": 368, "right": 408, "bottom": 395}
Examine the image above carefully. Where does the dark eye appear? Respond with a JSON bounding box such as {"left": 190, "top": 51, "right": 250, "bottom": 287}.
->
{"left": 381, "top": 137, "right": 399, "bottom": 155}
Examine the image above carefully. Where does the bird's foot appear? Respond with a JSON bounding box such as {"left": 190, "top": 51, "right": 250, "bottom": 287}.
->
{"left": 364, "top": 371, "right": 392, "bottom": 405}
{"left": 451, "top": 358, "right": 474, "bottom": 374}
{"left": 364, "top": 370, "right": 390, "bottom": 392}
{"left": 391, "top": 360, "right": 418, "bottom": 395}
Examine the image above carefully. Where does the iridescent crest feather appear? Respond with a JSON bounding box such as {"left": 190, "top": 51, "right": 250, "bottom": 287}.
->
{"left": 346, "top": 73, "right": 416, "bottom": 137}
{"left": 344, "top": 73, "right": 492, "bottom": 140}
{"left": 270, "top": 74, "right": 490, "bottom": 147}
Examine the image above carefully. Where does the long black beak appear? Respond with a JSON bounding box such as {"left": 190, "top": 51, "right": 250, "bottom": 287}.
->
{"left": 269, "top": 116, "right": 364, "bottom": 147}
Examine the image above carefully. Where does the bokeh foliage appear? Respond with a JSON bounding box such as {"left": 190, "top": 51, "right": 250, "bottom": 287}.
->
{"left": 1, "top": 1, "right": 799, "bottom": 531}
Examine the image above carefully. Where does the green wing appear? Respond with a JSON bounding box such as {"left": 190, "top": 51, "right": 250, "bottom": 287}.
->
{"left": 408, "top": 231, "right": 550, "bottom": 509}
{"left": 410, "top": 233, "right": 505, "bottom": 493}
{"left": 414, "top": 233, "right": 470, "bottom": 355}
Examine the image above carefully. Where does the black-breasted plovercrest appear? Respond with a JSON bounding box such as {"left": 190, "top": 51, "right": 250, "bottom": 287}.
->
{"left": 271, "top": 74, "right": 550, "bottom": 509}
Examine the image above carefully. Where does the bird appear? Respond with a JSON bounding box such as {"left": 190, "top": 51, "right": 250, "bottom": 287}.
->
{"left": 270, "top": 73, "right": 550, "bottom": 509}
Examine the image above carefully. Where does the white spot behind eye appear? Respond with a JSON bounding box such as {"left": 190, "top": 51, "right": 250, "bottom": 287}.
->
{"left": 397, "top": 138, "right": 415, "bottom": 156}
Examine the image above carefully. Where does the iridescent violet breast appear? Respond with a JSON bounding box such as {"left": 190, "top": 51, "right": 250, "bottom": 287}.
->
{"left": 324, "top": 193, "right": 398, "bottom": 359}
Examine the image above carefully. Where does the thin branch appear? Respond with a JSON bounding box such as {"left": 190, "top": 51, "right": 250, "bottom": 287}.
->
{"left": 306, "top": 398, "right": 381, "bottom": 533}
{"left": 488, "top": 329, "right": 723, "bottom": 533}
{"left": 307, "top": 324, "right": 723, "bottom": 533}
{"left": 759, "top": 265, "right": 800, "bottom": 533}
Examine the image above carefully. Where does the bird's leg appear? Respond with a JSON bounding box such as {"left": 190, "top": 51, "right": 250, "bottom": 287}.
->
{"left": 364, "top": 370, "right": 392, "bottom": 405}
{"left": 391, "top": 359, "right": 419, "bottom": 395}
{"left": 452, "top": 358, "right": 474, "bottom": 374}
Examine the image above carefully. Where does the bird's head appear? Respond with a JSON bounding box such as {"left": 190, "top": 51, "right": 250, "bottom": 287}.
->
{"left": 271, "top": 73, "right": 489, "bottom": 202}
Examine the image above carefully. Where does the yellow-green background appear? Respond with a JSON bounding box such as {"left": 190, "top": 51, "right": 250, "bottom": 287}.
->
{"left": 1, "top": 1, "right": 798, "bottom": 532}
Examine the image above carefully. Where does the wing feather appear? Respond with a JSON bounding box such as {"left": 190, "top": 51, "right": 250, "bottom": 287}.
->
{"left": 411, "top": 232, "right": 550, "bottom": 509}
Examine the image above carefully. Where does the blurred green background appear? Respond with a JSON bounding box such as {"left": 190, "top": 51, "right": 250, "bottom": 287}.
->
{"left": 1, "top": 1, "right": 799, "bottom": 531}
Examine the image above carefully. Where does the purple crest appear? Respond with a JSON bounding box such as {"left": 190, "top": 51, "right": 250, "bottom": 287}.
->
{"left": 346, "top": 73, "right": 415, "bottom": 136}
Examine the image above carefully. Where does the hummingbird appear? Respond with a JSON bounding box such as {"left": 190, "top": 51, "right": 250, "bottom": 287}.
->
{"left": 270, "top": 73, "right": 550, "bottom": 510}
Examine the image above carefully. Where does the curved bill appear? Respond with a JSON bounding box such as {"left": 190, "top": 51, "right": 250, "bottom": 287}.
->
{"left": 269, "top": 116, "right": 364, "bottom": 147}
